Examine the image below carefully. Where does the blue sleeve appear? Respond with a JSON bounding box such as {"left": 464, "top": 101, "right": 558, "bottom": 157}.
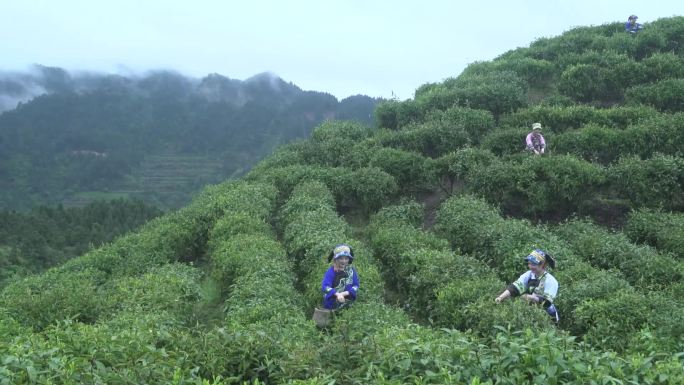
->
{"left": 321, "top": 267, "right": 337, "bottom": 299}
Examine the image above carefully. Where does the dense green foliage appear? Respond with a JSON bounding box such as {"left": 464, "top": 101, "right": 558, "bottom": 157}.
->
{"left": 0, "top": 199, "right": 163, "bottom": 288}
{"left": 2, "top": 15, "right": 684, "bottom": 385}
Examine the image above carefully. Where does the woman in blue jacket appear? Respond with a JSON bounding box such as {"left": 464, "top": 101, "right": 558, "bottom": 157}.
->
{"left": 321, "top": 244, "right": 359, "bottom": 310}
{"left": 625, "top": 15, "right": 643, "bottom": 34}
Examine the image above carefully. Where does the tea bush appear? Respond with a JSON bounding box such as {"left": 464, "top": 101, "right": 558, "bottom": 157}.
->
{"left": 0, "top": 307, "right": 26, "bottom": 343}
{"left": 558, "top": 64, "right": 620, "bottom": 103}
{"left": 246, "top": 164, "right": 343, "bottom": 200}
{"left": 625, "top": 209, "right": 684, "bottom": 258}
{"left": 200, "top": 179, "right": 320, "bottom": 383}
{"left": 552, "top": 124, "right": 624, "bottom": 163}
{"left": 427, "top": 147, "right": 497, "bottom": 195}
{"left": 369, "top": 148, "right": 431, "bottom": 194}
{"left": 479, "top": 127, "right": 531, "bottom": 156}
{"left": 373, "top": 124, "right": 464, "bottom": 157}
{"left": 415, "top": 70, "right": 528, "bottom": 117}
{"left": 468, "top": 155, "right": 606, "bottom": 218}
{"left": 552, "top": 261, "right": 632, "bottom": 332}
{"left": 335, "top": 166, "right": 398, "bottom": 212}
{"left": 428, "top": 106, "right": 496, "bottom": 145}
{"left": 553, "top": 219, "right": 681, "bottom": 290}
{"left": 573, "top": 290, "right": 655, "bottom": 351}
{"left": 608, "top": 154, "right": 684, "bottom": 211}
{"left": 641, "top": 52, "right": 684, "bottom": 82}
{"left": 433, "top": 194, "right": 504, "bottom": 254}
{"left": 500, "top": 105, "right": 660, "bottom": 133}
{"left": 311, "top": 120, "right": 374, "bottom": 143}
{"left": 0, "top": 268, "right": 108, "bottom": 330}
{"left": 625, "top": 79, "right": 684, "bottom": 112}
{"left": 435, "top": 291, "right": 553, "bottom": 335}
{"left": 375, "top": 98, "right": 427, "bottom": 130}
{"left": 108, "top": 263, "right": 202, "bottom": 324}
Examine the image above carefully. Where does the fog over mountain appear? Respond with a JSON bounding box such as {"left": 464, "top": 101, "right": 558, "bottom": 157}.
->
{"left": 0, "top": 65, "right": 346, "bottom": 113}
{"left": 0, "top": 65, "right": 380, "bottom": 210}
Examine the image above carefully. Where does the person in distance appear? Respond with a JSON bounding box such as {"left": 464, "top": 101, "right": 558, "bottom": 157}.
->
{"left": 625, "top": 15, "right": 644, "bottom": 34}
{"left": 525, "top": 122, "right": 546, "bottom": 155}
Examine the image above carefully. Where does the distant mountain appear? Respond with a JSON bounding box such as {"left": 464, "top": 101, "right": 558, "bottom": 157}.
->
{"left": 0, "top": 66, "right": 381, "bottom": 209}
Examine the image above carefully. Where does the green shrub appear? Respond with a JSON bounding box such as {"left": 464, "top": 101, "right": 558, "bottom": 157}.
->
{"left": 429, "top": 106, "right": 496, "bottom": 145}
{"left": 641, "top": 52, "right": 684, "bottom": 82}
{"left": 500, "top": 105, "right": 660, "bottom": 133}
{"left": 415, "top": 71, "right": 528, "bottom": 117}
{"left": 552, "top": 124, "right": 623, "bottom": 164}
{"left": 375, "top": 99, "right": 424, "bottom": 130}
{"left": 573, "top": 290, "right": 654, "bottom": 351}
{"left": 369, "top": 148, "right": 430, "bottom": 194}
{"left": 368, "top": 200, "right": 425, "bottom": 229}
{"left": 335, "top": 167, "right": 398, "bottom": 212}
{"left": 427, "top": 147, "right": 497, "bottom": 194}
{"left": 626, "top": 79, "right": 684, "bottom": 112}
{"left": 552, "top": 261, "right": 632, "bottom": 332}
{"left": 625, "top": 209, "right": 684, "bottom": 259}
{"left": 0, "top": 268, "right": 108, "bottom": 330}
{"left": 479, "top": 127, "right": 530, "bottom": 156}
{"left": 553, "top": 218, "right": 681, "bottom": 290}
{"left": 608, "top": 154, "right": 684, "bottom": 211}
{"left": 311, "top": 120, "right": 373, "bottom": 143}
{"left": 468, "top": 155, "right": 606, "bottom": 218}
{"left": 0, "top": 307, "right": 26, "bottom": 343}
{"left": 434, "top": 194, "right": 581, "bottom": 279}
{"left": 212, "top": 233, "right": 285, "bottom": 281}
{"left": 374, "top": 107, "right": 495, "bottom": 158}
{"left": 209, "top": 212, "right": 273, "bottom": 244}
{"left": 435, "top": 292, "right": 553, "bottom": 336}
{"left": 109, "top": 263, "right": 202, "bottom": 324}
{"left": 433, "top": 195, "right": 504, "bottom": 254}
{"left": 249, "top": 143, "right": 309, "bottom": 173}
{"left": 495, "top": 57, "right": 556, "bottom": 86}
{"left": 246, "top": 164, "right": 344, "bottom": 202}
{"left": 634, "top": 28, "right": 668, "bottom": 59}
{"left": 558, "top": 64, "right": 620, "bottom": 103}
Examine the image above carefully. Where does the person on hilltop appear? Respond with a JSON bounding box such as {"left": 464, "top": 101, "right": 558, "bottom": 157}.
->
{"left": 321, "top": 244, "right": 360, "bottom": 310}
{"left": 526, "top": 122, "right": 546, "bottom": 155}
{"left": 495, "top": 249, "right": 560, "bottom": 322}
{"left": 625, "top": 15, "right": 643, "bottom": 34}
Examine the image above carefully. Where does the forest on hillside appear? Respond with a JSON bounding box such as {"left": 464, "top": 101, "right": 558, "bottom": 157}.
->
{"left": 0, "top": 67, "right": 380, "bottom": 210}
{"left": 0, "top": 199, "right": 163, "bottom": 289}
{"left": 1, "top": 17, "right": 684, "bottom": 384}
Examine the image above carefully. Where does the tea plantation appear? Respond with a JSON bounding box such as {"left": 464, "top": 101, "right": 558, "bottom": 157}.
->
{"left": 2, "top": 16, "right": 684, "bottom": 384}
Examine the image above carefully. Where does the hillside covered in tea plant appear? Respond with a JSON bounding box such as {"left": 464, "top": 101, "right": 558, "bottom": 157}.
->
{"left": 1, "top": 17, "right": 684, "bottom": 384}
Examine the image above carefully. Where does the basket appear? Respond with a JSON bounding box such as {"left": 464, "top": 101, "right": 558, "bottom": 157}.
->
{"left": 312, "top": 307, "right": 333, "bottom": 328}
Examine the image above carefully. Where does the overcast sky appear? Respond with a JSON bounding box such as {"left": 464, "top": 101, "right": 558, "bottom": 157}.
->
{"left": 1, "top": 1, "right": 681, "bottom": 100}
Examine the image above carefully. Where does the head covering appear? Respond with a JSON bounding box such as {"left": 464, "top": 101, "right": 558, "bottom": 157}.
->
{"left": 526, "top": 249, "right": 547, "bottom": 265}
{"left": 526, "top": 249, "right": 556, "bottom": 268}
{"left": 532, "top": 122, "right": 542, "bottom": 131}
{"left": 328, "top": 244, "right": 354, "bottom": 263}
{"left": 629, "top": 15, "right": 638, "bottom": 20}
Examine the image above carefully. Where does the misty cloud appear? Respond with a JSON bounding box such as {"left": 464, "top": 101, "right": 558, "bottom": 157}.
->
{"left": 0, "top": 71, "right": 48, "bottom": 112}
